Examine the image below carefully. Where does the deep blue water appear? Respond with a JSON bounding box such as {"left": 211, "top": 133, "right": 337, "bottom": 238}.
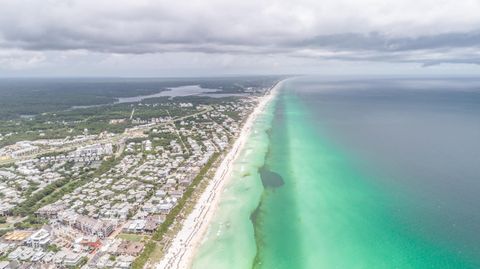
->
{"left": 293, "top": 76, "right": 480, "bottom": 261}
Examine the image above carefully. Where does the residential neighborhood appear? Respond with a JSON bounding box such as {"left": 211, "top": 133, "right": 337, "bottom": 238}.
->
{"left": 0, "top": 90, "right": 265, "bottom": 268}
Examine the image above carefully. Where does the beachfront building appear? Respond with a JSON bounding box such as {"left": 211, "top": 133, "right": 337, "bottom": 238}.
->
{"left": 74, "top": 216, "right": 116, "bottom": 238}
{"left": 0, "top": 94, "right": 262, "bottom": 268}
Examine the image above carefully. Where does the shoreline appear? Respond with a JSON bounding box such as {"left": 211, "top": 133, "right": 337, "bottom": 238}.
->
{"left": 155, "top": 81, "right": 283, "bottom": 269}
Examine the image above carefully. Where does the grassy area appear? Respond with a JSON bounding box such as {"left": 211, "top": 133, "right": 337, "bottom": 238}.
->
{"left": 132, "top": 241, "right": 157, "bottom": 269}
{"left": 0, "top": 223, "right": 12, "bottom": 229}
{"left": 0, "top": 228, "right": 13, "bottom": 237}
{"left": 117, "top": 233, "right": 149, "bottom": 242}
{"left": 148, "top": 242, "right": 165, "bottom": 265}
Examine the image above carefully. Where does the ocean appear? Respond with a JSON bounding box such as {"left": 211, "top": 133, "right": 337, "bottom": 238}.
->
{"left": 191, "top": 77, "right": 480, "bottom": 269}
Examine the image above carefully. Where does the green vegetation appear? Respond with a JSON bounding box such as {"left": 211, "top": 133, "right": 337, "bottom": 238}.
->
{"left": 14, "top": 215, "right": 47, "bottom": 229}
{"left": 37, "top": 150, "right": 70, "bottom": 159}
{"left": 117, "top": 233, "right": 148, "bottom": 242}
{"left": 0, "top": 229, "right": 12, "bottom": 237}
{"left": 0, "top": 88, "right": 257, "bottom": 148}
{"left": 132, "top": 241, "right": 157, "bottom": 269}
{"left": 12, "top": 156, "right": 120, "bottom": 217}
{"left": 0, "top": 100, "right": 188, "bottom": 147}
{"left": 12, "top": 178, "right": 73, "bottom": 216}
{"left": 0, "top": 76, "right": 281, "bottom": 120}
{"left": 93, "top": 156, "right": 120, "bottom": 177}
{"left": 47, "top": 244, "right": 61, "bottom": 253}
{"left": 132, "top": 152, "right": 220, "bottom": 269}
{"left": 0, "top": 76, "right": 281, "bottom": 267}
{"left": 72, "top": 257, "right": 88, "bottom": 269}
{"left": 152, "top": 153, "right": 219, "bottom": 241}
{"left": 0, "top": 78, "right": 172, "bottom": 119}
{"left": 23, "top": 182, "right": 40, "bottom": 197}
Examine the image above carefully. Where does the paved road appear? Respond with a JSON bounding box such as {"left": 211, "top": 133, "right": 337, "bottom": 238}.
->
{"left": 0, "top": 107, "right": 213, "bottom": 166}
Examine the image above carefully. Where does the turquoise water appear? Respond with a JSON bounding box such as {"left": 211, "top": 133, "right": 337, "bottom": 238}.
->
{"left": 192, "top": 77, "right": 480, "bottom": 269}
{"left": 191, "top": 96, "right": 276, "bottom": 269}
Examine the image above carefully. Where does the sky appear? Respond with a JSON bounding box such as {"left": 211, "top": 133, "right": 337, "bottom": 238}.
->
{"left": 1, "top": 0, "right": 480, "bottom": 77}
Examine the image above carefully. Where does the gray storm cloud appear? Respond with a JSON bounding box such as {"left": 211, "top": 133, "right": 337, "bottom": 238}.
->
{"left": 1, "top": 0, "right": 480, "bottom": 74}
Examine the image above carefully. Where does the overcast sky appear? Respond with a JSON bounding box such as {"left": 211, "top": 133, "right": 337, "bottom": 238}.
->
{"left": 1, "top": 0, "right": 480, "bottom": 77}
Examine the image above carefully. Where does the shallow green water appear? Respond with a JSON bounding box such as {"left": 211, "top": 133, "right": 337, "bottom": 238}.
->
{"left": 191, "top": 95, "right": 276, "bottom": 269}
{"left": 192, "top": 78, "right": 480, "bottom": 269}
{"left": 255, "top": 90, "right": 477, "bottom": 269}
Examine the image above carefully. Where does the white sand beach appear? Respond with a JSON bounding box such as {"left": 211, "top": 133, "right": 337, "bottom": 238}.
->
{"left": 155, "top": 81, "right": 281, "bottom": 269}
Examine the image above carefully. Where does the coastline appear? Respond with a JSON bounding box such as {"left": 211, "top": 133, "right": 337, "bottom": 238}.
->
{"left": 154, "top": 81, "right": 282, "bottom": 269}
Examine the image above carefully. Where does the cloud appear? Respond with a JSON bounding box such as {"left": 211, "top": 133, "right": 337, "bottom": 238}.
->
{"left": 0, "top": 49, "right": 46, "bottom": 70}
{"left": 1, "top": 0, "right": 480, "bottom": 73}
